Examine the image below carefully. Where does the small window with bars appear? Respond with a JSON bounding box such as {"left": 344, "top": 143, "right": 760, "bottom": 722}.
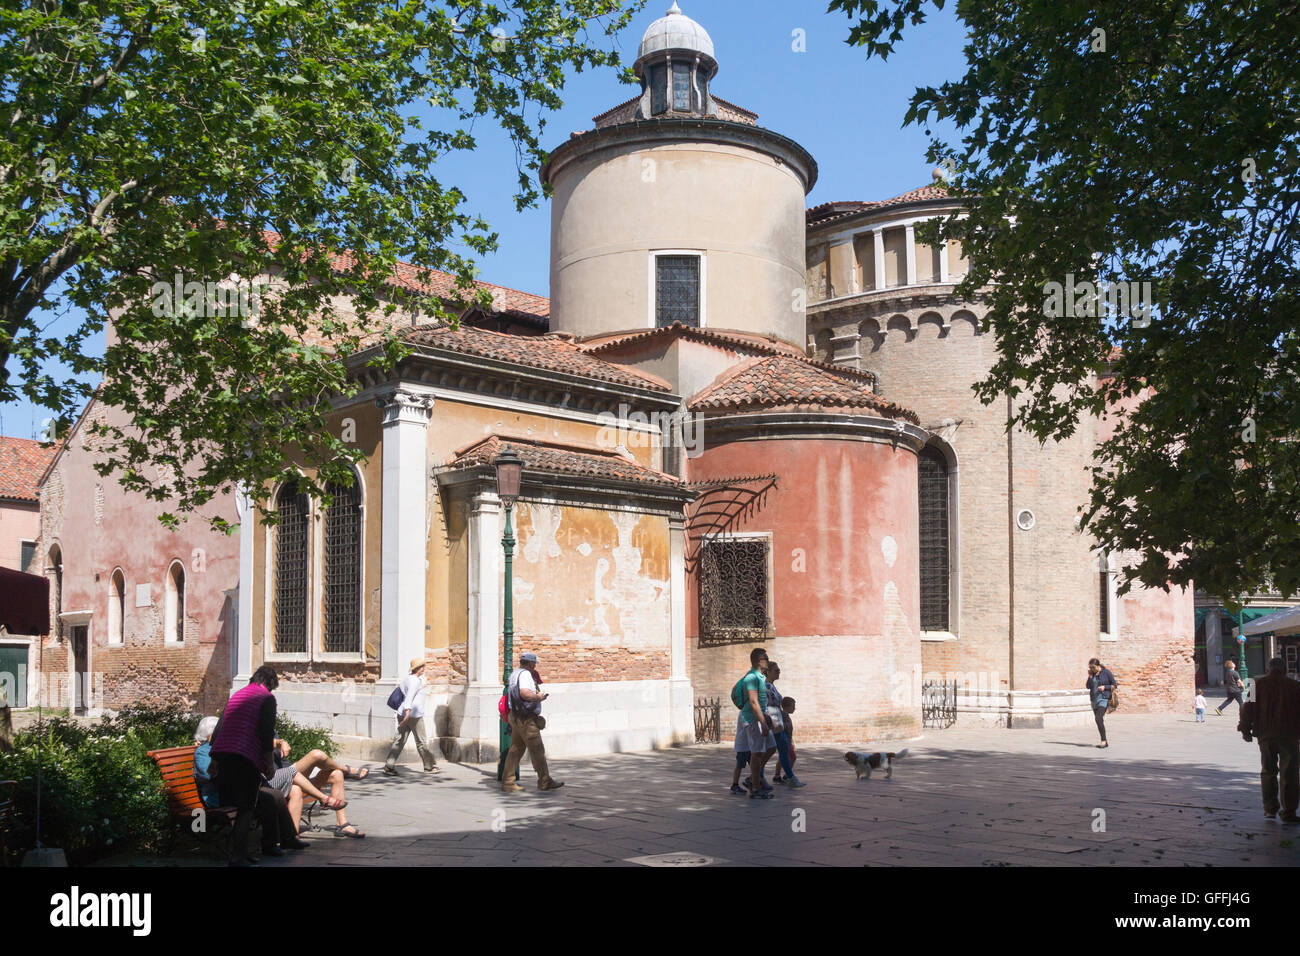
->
{"left": 699, "top": 537, "right": 770, "bottom": 646}
{"left": 322, "top": 477, "right": 363, "bottom": 655}
{"left": 656, "top": 254, "right": 700, "bottom": 327}
{"left": 273, "top": 481, "right": 310, "bottom": 655}
{"left": 918, "top": 447, "right": 950, "bottom": 632}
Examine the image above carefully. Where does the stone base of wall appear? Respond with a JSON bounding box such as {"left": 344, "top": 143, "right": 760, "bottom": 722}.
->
{"left": 690, "top": 634, "right": 923, "bottom": 744}
{"left": 275, "top": 677, "right": 697, "bottom": 763}
{"left": 953, "top": 686, "right": 1095, "bottom": 728}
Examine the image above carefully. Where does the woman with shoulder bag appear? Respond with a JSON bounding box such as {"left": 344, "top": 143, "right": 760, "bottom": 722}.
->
{"left": 1086, "top": 658, "right": 1118, "bottom": 749}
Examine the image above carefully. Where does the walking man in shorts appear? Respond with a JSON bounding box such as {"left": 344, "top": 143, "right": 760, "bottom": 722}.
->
{"left": 734, "top": 647, "right": 774, "bottom": 800}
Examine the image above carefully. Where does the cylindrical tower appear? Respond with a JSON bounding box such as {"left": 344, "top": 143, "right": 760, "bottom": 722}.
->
{"left": 540, "top": 3, "right": 817, "bottom": 348}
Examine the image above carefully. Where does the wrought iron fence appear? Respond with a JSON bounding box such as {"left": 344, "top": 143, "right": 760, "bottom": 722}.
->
{"left": 922, "top": 678, "right": 957, "bottom": 729}
{"left": 695, "top": 697, "right": 721, "bottom": 743}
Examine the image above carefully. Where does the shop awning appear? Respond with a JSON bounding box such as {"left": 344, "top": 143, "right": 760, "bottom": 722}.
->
{"left": 0, "top": 567, "right": 49, "bottom": 635}
{"left": 1243, "top": 605, "right": 1300, "bottom": 638}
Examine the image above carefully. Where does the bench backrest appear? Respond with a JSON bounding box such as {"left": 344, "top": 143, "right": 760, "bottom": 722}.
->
{"left": 147, "top": 745, "right": 205, "bottom": 817}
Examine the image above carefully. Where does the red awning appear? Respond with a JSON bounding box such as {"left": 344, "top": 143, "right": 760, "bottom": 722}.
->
{"left": 0, "top": 567, "right": 50, "bottom": 635}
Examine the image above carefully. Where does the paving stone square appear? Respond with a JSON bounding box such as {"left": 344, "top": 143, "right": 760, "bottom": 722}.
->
{"left": 108, "top": 709, "right": 1300, "bottom": 867}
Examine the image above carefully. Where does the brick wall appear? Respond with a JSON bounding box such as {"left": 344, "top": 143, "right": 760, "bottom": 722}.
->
{"left": 31, "top": 398, "right": 240, "bottom": 716}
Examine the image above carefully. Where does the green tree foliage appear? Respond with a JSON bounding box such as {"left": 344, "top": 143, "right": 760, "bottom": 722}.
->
{"left": 830, "top": 0, "right": 1300, "bottom": 600}
{"left": 1, "top": 0, "right": 640, "bottom": 525}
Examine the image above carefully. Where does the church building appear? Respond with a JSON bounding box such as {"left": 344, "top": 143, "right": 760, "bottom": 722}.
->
{"left": 27, "top": 4, "right": 1193, "bottom": 759}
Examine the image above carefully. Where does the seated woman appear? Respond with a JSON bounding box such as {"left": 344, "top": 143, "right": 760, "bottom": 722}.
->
{"left": 193, "top": 716, "right": 221, "bottom": 808}
{"left": 274, "top": 739, "right": 367, "bottom": 838}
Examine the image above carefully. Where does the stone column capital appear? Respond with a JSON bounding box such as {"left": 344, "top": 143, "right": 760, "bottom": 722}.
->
{"left": 376, "top": 386, "right": 434, "bottom": 427}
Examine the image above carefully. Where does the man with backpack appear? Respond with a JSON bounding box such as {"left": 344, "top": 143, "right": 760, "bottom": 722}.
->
{"left": 731, "top": 648, "right": 775, "bottom": 800}
{"left": 502, "top": 651, "right": 564, "bottom": 793}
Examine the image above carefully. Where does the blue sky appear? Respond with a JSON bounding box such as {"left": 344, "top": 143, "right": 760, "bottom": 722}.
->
{"left": 0, "top": 0, "right": 965, "bottom": 439}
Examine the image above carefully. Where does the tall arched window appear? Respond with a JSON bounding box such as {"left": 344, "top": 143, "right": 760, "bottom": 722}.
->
{"left": 109, "top": 569, "right": 125, "bottom": 645}
{"left": 322, "top": 474, "right": 363, "bottom": 655}
{"left": 165, "top": 561, "right": 185, "bottom": 643}
{"left": 918, "top": 446, "right": 951, "bottom": 632}
{"left": 1099, "top": 551, "right": 1114, "bottom": 636}
{"left": 273, "top": 480, "right": 310, "bottom": 654}
{"left": 48, "top": 546, "right": 63, "bottom": 639}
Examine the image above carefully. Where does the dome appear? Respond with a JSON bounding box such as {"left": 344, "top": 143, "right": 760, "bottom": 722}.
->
{"left": 637, "top": 2, "right": 715, "bottom": 63}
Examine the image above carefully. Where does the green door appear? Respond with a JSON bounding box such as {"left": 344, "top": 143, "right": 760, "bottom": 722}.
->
{"left": 0, "top": 645, "right": 27, "bottom": 708}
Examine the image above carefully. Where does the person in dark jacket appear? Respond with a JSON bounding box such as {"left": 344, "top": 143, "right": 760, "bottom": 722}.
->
{"left": 1216, "top": 660, "right": 1245, "bottom": 715}
{"left": 1086, "top": 658, "right": 1117, "bottom": 748}
{"left": 1238, "top": 657, "right": 1300, "bottom": 822}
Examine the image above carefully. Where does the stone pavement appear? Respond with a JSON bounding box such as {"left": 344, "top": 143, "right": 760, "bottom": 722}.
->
{"left": 116, "top": 708, "right": 1300, "bottom": 867}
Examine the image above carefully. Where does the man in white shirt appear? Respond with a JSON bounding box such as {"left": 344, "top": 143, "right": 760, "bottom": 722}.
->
{"left": 502, "top": 651, "right": 564, "bottom": 793}
{"left": 383, "top": 656, "right": 439, "bottom": 775}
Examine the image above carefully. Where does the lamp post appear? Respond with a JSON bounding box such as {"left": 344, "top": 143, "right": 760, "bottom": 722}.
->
{"left": 493, "top": 449, "right": 523, "bottom": 781}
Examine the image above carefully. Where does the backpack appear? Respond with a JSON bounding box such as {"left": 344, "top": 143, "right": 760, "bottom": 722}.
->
{"left": 731, "top": 675, "right": 748, "bottom": 709}
{"left": 386, "top": 683, "right": 405, "bottom": 711}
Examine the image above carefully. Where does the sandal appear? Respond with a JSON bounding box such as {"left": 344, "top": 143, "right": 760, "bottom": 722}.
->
{"left": 332, "top": 823, "right": 365, "bottom": 838}
{"left": 344, "top": 765, "right": 370, "bottom": 781}
{"left": 322, "top": 795, "right": 348, "bottom": 810}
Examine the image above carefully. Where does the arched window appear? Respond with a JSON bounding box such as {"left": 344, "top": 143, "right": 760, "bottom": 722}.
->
{"left": 322, "top": 475, "right": 363, "bottom": 655}
{"left": 165, "top": 561, "right": 185, "bottom": 643}
{"left": 273, "top": 480, "right": 310, "bottom": 654}
{"left": 918, "top": 446, "right": 950, "bottom": 632}
{"left": 48, "top": 545, "right": 62, "bottom": 639}
{"left": 109, "top": 569, "right": 125, "bottom": 645}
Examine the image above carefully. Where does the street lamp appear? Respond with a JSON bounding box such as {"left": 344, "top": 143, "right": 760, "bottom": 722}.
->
{"left": 494, "top": 449, "right": 523, "bottom": 781}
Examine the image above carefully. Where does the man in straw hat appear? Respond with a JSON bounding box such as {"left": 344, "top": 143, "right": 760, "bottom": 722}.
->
{"left": 502, "top": 650, "right": 564, "bottom": 793}
{"left": 384, "top": 656, "right": 439, "bottom": 775}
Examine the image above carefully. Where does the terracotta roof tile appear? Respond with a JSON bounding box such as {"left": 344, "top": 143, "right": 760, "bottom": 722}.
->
{"left": 580, "top": 323, "right": 805, "bottom": 358}
{"left": 807, "top": 184, "right": 953, "bottom": 226}
{"left": 687, "top": 355, "right": 919, "bottom": 422}
{"left": 0, "top": 436, "right": 57, "bottom": 501}
{"left": 401, "top": 324, "right": 673, "bottom": 392}
{"left": 443, "top": 435, "right": 684, "bottom": 489}
{"left": 259, "top": 230, "right": 549, "bottom": 320}
{"left": 591, "top": 94, "right": 757, "bottom": 129}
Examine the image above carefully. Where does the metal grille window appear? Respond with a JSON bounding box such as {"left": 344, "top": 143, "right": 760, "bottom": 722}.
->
{"left": 918, "top": 447, "right": 950, "bottom": 631}
{"left": 656, "top": 254, "right": 700, "bottom": 327}
{"left": 322, "top": 478, "right": 362, "bottom": 654}
{"left": 273, "top": 482, "right": 309, "bottom": 654}
{"left": 650, "top": 64, "right": 667, "bottom": 115}
{"left": 672, "top": 63, "right": 691, "bottom": 110}
{"left": 699, "top": 537, "right": 770, "bottom": 646}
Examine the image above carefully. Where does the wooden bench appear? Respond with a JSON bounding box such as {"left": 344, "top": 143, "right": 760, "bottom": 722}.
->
{"left": 147, "top": 745, "right": 239, "bottom": 851}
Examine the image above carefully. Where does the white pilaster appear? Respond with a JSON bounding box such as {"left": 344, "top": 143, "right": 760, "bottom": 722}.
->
{"left": 873, "top": 228, "right": 886, "bottom": 291}
{"left": 378, "top": 386, "right": 434, "bottom": 680}
{"left": 904, "top": 223, "right": 917, "bottom": 286}
{"left": 939, "top": 240, "right": 950, "bottom": 283}
{"left": 669, "top": 516, "right": 687, "bottom": 681}
{"left": 235, "top": 484, "right": 254, "bottom": 681}
{"left": 467, "top": 492, "right": 502, "bottom": 687}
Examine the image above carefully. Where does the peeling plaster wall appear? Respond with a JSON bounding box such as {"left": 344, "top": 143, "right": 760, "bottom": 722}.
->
{"left": 502, "top": 502, "right": 672, "bottom": 682}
